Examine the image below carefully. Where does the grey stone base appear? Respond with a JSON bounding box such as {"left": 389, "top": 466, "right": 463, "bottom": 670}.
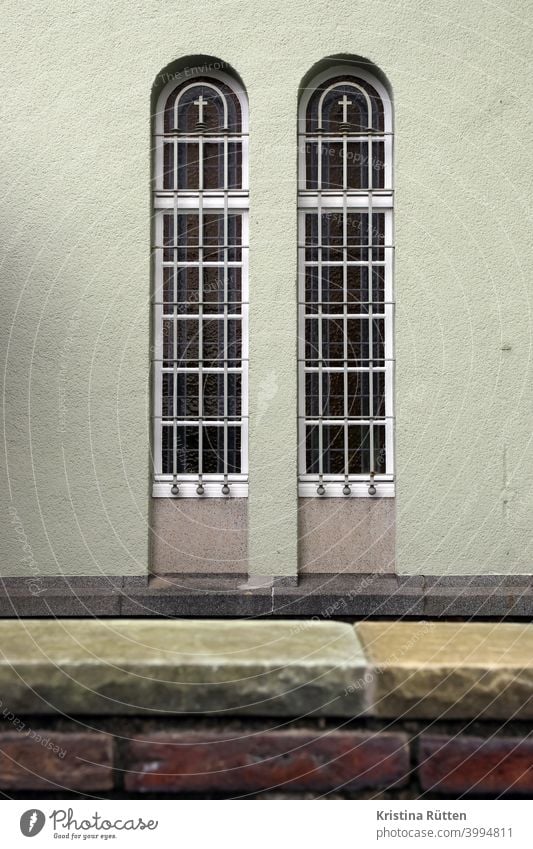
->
{"left": 0, "top": 573, "right": 533, "bottom": 617}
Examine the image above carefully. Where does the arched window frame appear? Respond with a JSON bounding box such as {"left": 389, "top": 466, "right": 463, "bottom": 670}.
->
{"left": 152, "top": 68, "right": 249, "bottom": 498}
{"left": 298, "top": 64, "right": 394, "bottom": 497}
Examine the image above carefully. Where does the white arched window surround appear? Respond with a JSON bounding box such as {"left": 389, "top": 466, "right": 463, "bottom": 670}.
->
{"left": 152, "top": 67, "right": 249, "bottom": 498}
{"left": 298, "top": 64, "right": 394, "bottom": 497}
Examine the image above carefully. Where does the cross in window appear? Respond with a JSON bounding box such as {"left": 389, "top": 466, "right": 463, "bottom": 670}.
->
{"left": 338, "top": 94, "right": 352, "bottom": 124}
{"left": 194, "top": 94, "right": 207, "bottom": 125}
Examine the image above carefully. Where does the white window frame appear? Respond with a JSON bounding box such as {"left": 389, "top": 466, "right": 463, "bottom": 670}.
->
{"left": 152, "top": 70, "right": 249, "bottom": 498}
{"left": 298, "top": 65, "right": 394, "bottom": 498}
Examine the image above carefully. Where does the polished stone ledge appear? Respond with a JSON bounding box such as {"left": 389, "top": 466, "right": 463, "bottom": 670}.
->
{"left": 1, "top": 573, "right": 533, "bottom": 617}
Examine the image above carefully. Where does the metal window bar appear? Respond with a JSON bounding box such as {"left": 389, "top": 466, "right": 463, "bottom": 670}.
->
{"left": 153, "top": 76, "right": 248, "bottom": 498}
{"left": 298, "top": 75, "right": 393, "bottom": 497}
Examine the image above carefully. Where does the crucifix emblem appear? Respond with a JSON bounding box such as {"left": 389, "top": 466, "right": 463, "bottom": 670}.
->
{"left": 338, "top": 94, "right": 353, "bottom": 125}
{"left": 194, "top": 94, "right": 207, "bottom": 127}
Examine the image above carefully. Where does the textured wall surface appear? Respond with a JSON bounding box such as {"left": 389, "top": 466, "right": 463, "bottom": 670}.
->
{"left": 0, "top": 0, "right": 531, "bottom": 576}
{"left": 151, "top": 500, "right": 247, "bottom": 574}
{"left": 298, "top": 500, "right": 395, "bottom": 574}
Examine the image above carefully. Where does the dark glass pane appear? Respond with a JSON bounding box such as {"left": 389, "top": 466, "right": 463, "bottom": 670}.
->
{"left": 305, "top": 266, "right": 345, "bottom": 314}
{"left": 346, "top": 267, "right": 370, "bottom": 311}
{"left": 373, "top": 371, "right": 386, "bottom": 417}
{"left": 203, "top": 213, "right": 242, "bottom": 261}
{"left": 203, "top": 318, "right": 241, "bottom": 366}
{"left": 305, "top": 213, "right": 319, "bottom": 261}
{"left": 202, "top": 268, "right": 223, "bottom": 312}
{"left": 321, "top": 141, "right": 343, "bottom": 190}
{"left": 346, "top": 142, "right": 368, "bottom": 189}
{"left": 162, "top": 425, "right": 200, "bottom": 474}
{"left": 321, "top": 212, "right": 343, "bottom": 261}
{"left": 306, "top": 372, "right": 370, "bottom": 419}
{"left": 163, "top": 214, "right": 174, "bottom": 262}
{"left": 162, "top": 268, "right": 201, "bottom": 312}
{"left": 372, "top": 318, "right": 385, "bottom": 361}
{"left": 176, "top": 267, "right": 200, "bottom": 312}
{"left": 202, "top": 426, "right": 222, "bottom": 473}
{"left": 305, "top": 373, "right": 319, "bottom": 417}
{"left": 323, "top": 425, "right": 345, "bottom": 473}
{"left": 307, "top": 424, "right": 347, "bottom": 474}
{"left": 165, "top": 81, "right": 242, "bottom": 134}
{"left": 202, "top": 426, "right": 241, "bottom": 474}
{"left": 371, "top": 267, "right": 385, "bottom": 308}
{"left": 347, "top": 372, "right": 370, "bottom": 417}
{"left": 305, "top": 318, "right": 319, "bottom": 363}
{"left": 345, "top": 212, "right": 367, "bottom": 260}
{"left": 304, "top": 268, "right": 319, "bottom": 313}
{"left": 372, "top": 141, "right": 385, "bottom": 189}
{"left": 162, "top": 373, "right": 174, "bottom": 418}
{"left": 374, "top": 425, "right": 387, "bottom": 471}
{"left": 161, "top": 426, "right": 173, "bottom": 473}
{"left": 162, "top": 319, "right": 173, "bottom": 364}
{"left": 305, "top": 141, "right": 318, "bottom": 190}
{"left": 226, "top": 426, "right": 242, "bottom": 474}
{"left": 305, "top": 76, "right": 385, "bottom": 134}
{"left": 203, "top": 142, "right": 224, "bottom": 190}
{"left": 321, "top": 85, "right": 370, "bottom": 133}
{"left": 227, "top": 214, "right": 242, "bottom": 262}
{"left": 347, "top": 425, "right": 370, "bottom": 474}
{"left": 203, "top": 268, "right": 242, "bottom": 314}
{"left": 176, "top": 373, "right": 199, "bottom": 418}
{"left": 346, "top": 319, "right": 369, "bottom": 363}
{"left": 174, "top": 318, "right": 199, "bottom": 363}
{"left": 175, "top": 426, "right": 199, "bottom": 473}
{"left": 323, "top": 372, "right": 345, "bottom": 417}
{"left": 162, "top": 267, "right": 175, "bottom": 307}
{"left": 203, "top": 373, "right": 241, "bottom": 417}
{"left": 305, "top": 425, "right": 319, "bottom": 474}
{"left": 323, "top": 318, "right": 345, "bottom": 362}
{"left": 177, "top": 214, "right": 200, "bottom": 262}
{"left": 322, "top": 266, "right": 344, "bottom": 311}
{"left": 163, "top": 143, "right": 174, "bottom": 190}
{"left": 177, "top": 142, "right": 200, "bottom": 190}
{"left": 228, "top": 142, "right": 242, "bottom": 189}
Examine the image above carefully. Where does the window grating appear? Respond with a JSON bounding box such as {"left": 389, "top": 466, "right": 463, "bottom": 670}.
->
{"left": 153, "top": 74, "right": 249, "bottom": 498}
{"left": 298, "top": 69, "right": 394, "bottom": 497}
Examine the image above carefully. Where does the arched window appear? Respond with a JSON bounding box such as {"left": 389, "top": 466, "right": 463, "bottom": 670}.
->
{"left": 152, "top": 68, "right": 248, "bottom": 497}
{"left": 298, "top": 64, "right": 394, "bottom": 497}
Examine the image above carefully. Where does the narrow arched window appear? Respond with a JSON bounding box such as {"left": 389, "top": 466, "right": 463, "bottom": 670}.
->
{"left": 152, "top": 69, "right": 248, "bottom": 497}
{"left": 298, "top": 65, "right": 394, "bottom": 497}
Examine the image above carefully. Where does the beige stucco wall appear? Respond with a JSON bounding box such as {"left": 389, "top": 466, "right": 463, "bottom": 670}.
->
{"left": 1, "top": 0, "right": 532, "bottom": 577}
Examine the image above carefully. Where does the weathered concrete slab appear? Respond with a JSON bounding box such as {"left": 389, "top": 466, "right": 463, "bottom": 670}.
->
{"left": 357, "top": 621, "right": 533, "bottom": 719}
{"left": 0, "top": 619, "right": 369, "bottom": 717}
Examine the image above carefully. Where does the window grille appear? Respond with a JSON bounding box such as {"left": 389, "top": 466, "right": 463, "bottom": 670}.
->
{"left": 298, "top": 67, "right": 394, "bottom": 497}
{"left": 152, "top": 72, "right": 249, "bottom": 497}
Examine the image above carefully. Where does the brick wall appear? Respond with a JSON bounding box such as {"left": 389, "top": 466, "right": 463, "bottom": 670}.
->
{"left": 1, "top": 718, "right": 532, "bottom": 799}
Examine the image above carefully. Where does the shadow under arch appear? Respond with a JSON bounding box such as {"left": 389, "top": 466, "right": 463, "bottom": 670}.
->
{"left": 299, "top": 53, "right": 393, "bottom": 111}
{"left": 151, "top": 54, "right": 247, "bottom": 117}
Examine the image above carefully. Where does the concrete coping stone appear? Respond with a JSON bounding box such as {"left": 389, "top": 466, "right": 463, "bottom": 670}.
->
{"left": 0, "top": 620, "right": 531, "bottom": 720}
{"left": 0, "top": 619, "right": 367, "bottom": 718}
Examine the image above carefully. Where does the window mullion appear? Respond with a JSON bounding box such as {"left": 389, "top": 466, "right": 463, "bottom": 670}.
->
{"left": 198, "top": 133, "right": 204, "bottom": 488}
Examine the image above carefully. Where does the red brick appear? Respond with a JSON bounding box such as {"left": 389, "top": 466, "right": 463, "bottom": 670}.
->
{"left": 0, "top": 731, "right": 113, "bottom": 791}
{"left": 419, "top": 735, "right": 533, "bottom": 795}
{"left": 124, "top": 730, "right": 409, "bottom": 794}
